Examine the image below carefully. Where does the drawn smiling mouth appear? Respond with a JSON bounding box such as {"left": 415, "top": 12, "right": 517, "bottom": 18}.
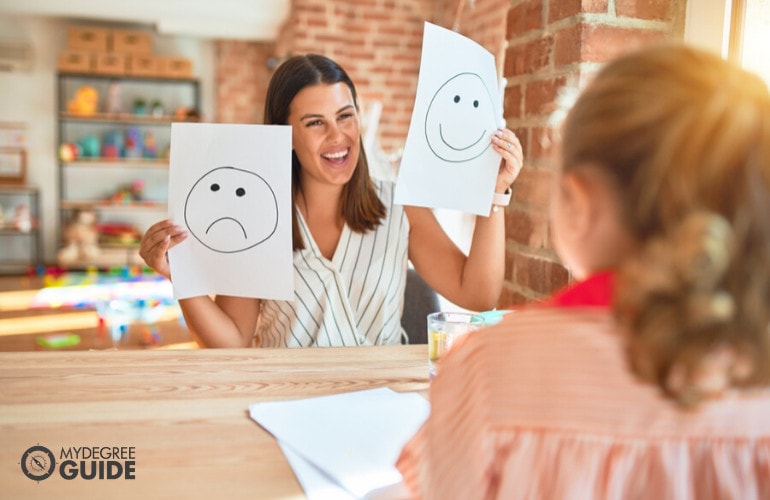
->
{"left": 439, "top": 123, "right": 486, "bottom": 151}
{"left": 206, "top": 217, "right": 247, "bottom": 239}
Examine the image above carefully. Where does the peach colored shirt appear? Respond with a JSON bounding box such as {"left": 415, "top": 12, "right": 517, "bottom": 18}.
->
{"left": 397, "top": 306, "right": 770, "bottom": 499}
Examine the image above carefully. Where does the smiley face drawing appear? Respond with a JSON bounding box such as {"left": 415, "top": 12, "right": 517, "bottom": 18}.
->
{"left": 184, "top": 166, "right": 278, "bottom": 253}
{"left": 424, "top": 72, "right": 497, "bottom": 163}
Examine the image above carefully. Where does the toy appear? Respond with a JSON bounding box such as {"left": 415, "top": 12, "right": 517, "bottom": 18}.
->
{"left": 58, "top": 142, "right": 79, "bottom": 162}
{"left": 67, "top": 85, "right": 99, "bottom": 115}
{"left": 97, "top": 221, "right": 142, "bottom": 245}
{"left": 102, "top": 130, "right": 124, "bottom": 158}
{"left": 107, "top": 179, "right": 145, "bottom": 205}
{"left": 12, "top": 204, "right": 34, "bottom": 232}
{"left": 78, "top": 134, "right": 100, "bottom": 158}
{"left": 106, "top": 82, "right": 122, "bottom": 114}
{"left": 57, "top": 209, "right": 100, "bottom": 265}
{"left": 124, "top": 128, "right": 143, "bottom": 158}
{"left": 143, "top": 130, "right": 158, "bottom": 158}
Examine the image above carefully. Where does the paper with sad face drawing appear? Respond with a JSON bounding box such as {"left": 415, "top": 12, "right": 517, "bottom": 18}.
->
{"left": 395, "top": 22, "right": 503, "bottom": 215}
{"left": 168, "top": 123, "right": 293, "bottom": 300}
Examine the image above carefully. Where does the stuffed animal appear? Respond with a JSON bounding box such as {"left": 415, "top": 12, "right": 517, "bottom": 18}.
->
{"left": 57, "top": 209, "right": 100, "bottom": 265}
{"left": 67, "top": 86, "right": 99, "bottom": 115}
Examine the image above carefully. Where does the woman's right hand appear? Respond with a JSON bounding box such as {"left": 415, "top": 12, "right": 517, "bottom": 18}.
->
{"left": 139, "top": 219, "right": 188, "bottom": 279}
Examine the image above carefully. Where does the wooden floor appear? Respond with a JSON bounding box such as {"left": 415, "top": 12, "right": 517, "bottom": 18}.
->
{"left": 0, "top": 272, "right": 195, "bottom": 351}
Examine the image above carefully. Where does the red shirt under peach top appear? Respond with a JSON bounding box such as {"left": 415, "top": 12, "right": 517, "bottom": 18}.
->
{"left": 397, "top": 272, "right": 770, "bottom": 499}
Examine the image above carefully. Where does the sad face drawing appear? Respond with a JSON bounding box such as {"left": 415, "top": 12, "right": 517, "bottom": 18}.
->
{"left": 424, "top": 72, "right": 497, "bottom": 163}
{"left": 184, "top": 166, "right": 278, "bottom": 253}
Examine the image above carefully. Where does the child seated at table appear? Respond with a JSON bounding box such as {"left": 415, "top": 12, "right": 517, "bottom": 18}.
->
{"left": 397, "top": 43, "right": 770, "bottom": 499}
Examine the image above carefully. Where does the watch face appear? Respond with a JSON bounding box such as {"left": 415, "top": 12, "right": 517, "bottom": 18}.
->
{"left": 20, "top": 445, "right": 56, "bottom": 482}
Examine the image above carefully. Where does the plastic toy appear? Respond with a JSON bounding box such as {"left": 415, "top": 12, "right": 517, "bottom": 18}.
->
{"left": 67, "top": 85, "right": 99, "bottom": 115}
{"left": 58, "top": 142, "right": 79, "bottom": 162}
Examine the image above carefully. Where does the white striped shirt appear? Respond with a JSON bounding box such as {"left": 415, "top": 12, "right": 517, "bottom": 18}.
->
{"left": 256, "top": 180, "right": 410, "bottom": 347}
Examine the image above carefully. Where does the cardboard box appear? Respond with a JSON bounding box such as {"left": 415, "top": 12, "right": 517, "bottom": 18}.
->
{"left": 93, "top": 52, "right": 126, "bottom": 76}
{"left": 111, "top": 30, "right": 153, "bottom": 54}
{"left": 57, "top": 51, "right": 93, "bottom": 73}
{"left": 67, "top": 27, "right": 109, "bottom": 52}
{"left": 160, "top": 57, "right": 193, "bottom": 79}
{"left": 127, "top": 55, "right": 161, "bottom": 77}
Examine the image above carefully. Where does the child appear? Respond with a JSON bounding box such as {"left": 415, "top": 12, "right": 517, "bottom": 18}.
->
{"left": 397, "top": 44, "right": 770, "bottom": 499}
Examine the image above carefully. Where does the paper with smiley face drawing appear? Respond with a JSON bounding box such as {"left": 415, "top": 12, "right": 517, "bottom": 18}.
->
{"left": 395, "top": 22, "right": 504, "bottom": 216}
{"left": 167, "top": 123, "right": 293, "bottom": 300}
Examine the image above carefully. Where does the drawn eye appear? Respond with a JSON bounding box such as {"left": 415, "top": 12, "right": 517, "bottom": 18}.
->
{"left": 236, "top": 187, "right": 246, "bottom": 197}
{"left": 210, "top": 183, "right": 220, "bottom": 192}
{"left": 473, "top": 100, "right": 479, "bottom": 108}
{"left": 453, "top": 95, "right": 460, "bottom": 103}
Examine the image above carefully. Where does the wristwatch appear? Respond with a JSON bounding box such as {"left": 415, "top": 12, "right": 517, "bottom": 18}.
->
{"left": 491, "top": 188, "right": 512, "bottom": 212}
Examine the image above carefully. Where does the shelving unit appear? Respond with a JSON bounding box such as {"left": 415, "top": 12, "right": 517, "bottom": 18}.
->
{"left": 56, "top": 72, "right": 200, "bottom": 269}
{"left": 0, "top": 185, "right": 42, "bottom": 274}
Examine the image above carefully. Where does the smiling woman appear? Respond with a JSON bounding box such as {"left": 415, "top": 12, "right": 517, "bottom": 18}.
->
{"left": 138, "top": 53, "right": 522, "bottom": 349}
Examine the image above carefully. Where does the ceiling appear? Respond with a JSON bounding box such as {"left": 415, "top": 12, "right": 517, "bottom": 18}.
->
{"left": 0, "top": 0, "right": 291, "bottom": 41}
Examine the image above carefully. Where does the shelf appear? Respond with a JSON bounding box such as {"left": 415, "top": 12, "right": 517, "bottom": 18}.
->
{"left": 58, "top": 72, "right": 199, "bottom": 85}
{"left": 0, "top": 227, "right": 37, "bottom": 235}
{"left": 62, "top": 158, "right": 169, "bottom": 168}
{"left": 60, "top": 111, "right": 199, "bottom": 125}
{"left": 58, "top": 245, "right": 144, "bottom": 270}
{"left": 57, "top": 72, "right": 198, "bottom": 269}
{"left": 60, "top": 201, "right": 167, "bottom": 211}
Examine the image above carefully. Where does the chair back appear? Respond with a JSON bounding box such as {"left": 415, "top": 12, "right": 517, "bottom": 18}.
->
{"left": 401, "top": 268, "right": 440, "bottom": 344}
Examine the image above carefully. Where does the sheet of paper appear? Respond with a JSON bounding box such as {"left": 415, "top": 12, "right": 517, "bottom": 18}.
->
{"left": 167, "top": 123, "right": 293, "bottom": 300}
{"left": 395, "top": 22, "right": 503, "bottom": 215}
{"left": 249, "top": 387, "right": 430, "bottom": 498}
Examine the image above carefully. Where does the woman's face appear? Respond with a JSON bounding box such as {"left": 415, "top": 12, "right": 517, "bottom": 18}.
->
{"left": 288, "top": 82, "right": 361, "bottom": 189}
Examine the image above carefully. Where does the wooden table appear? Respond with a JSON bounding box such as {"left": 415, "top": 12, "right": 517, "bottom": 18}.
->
{"left": 0, "top": 345, "right": 429, "bottom": 499}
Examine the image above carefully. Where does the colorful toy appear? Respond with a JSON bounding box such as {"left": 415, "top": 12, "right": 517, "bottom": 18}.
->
{"left": 143, "top": 130, "right": 158, "bottom": 158}
{"left": 124, "top": 128, "right": 143, "bottom": 158}
{"left": 78, "top": 134, "right": 100, "bottom": 157}
{"left": 106, "top": 179, "right": 145, "bottom": 205}
{"left": 58, "top": 142, "right": 80, "bottom": 162}
{"left": 102, "top": 130, "right": 124, "bottom": 158}
{"left": 36, "top": 333, "right": 81, "bottom": 349}
{"left": 97, "top": 221, "right": 142, "bottom": 245}
{"left": 67, "top": 85, "right": 99, "bottom": 115}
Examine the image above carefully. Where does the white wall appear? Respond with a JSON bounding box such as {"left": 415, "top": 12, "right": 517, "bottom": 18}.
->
{"left": 0, "top": 14, "right": 215, "bottom": 263}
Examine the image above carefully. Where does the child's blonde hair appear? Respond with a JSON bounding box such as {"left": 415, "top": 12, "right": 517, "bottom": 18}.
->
{"left": 561, "top": 44, "right": 770, "bottom": 406}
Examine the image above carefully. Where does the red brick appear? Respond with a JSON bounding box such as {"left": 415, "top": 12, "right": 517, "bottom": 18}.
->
{"left": 554, "top": 23, "right": 670, "bottom": 65}
{"left": 524, "top": 76, "right": 567, "bottom": 117}
{"left": 512, "top": 165, "right": 553, "bottom": 210}
{"left": 506, "top": 207, "right": 549, "bottom": 248}
{"left": 506, "top": 0, "right": 544, "bottom": 39}
{"left": 503, "top": 84, "right": 523, "bottom": 119}
{"left": 549, "top": 0, "right": 608, "bottom": 22}
{"left": 616, "top": 0, "right": 671, "bottom": 20}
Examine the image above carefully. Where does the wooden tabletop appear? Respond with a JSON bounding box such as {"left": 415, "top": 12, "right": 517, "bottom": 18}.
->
{"left": 0, "top": 344, "right": 429, "bottom": 499}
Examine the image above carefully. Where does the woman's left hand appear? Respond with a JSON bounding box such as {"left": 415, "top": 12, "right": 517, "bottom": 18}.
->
{"left": 491, "top": 128, "right": 523, "bottom": 193}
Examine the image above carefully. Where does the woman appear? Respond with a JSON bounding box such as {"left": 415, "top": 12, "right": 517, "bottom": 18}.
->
{"left": 140, "top": 54, "right": 522, "bottom": 347}
{"left": 397, "top": 44, "right": 770, "bottom": 499}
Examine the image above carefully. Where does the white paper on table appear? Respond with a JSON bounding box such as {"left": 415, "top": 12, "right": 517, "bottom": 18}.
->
{"left": 167, "top": 123, "right": 293, "bottom": 300}
{"left": 394, "top": 22, "right": 503, "bottom": 216}
{"left": 249, "top": 387, "right": 430, "bottom": 499}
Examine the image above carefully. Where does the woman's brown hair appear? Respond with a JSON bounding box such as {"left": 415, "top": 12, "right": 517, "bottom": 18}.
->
{"left": 264, "top": 54, "right": 386, "bottom": 251}
{"left": 561, "top": 44, "right": 770, "bottom": 406}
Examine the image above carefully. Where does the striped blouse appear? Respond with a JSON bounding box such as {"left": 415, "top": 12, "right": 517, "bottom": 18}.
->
{"left": 256, "top": 180, "right": 410, "bottom": 347}
{"left": 397, "top": 274, "right": 770, "bottom": 499}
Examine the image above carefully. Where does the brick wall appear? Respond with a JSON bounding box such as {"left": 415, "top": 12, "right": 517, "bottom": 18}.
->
{"left": 500, "top": 0, "right": 687, "bottom": 305}
{"left": 214, "top": 0, "right": 687, "bottom": 305}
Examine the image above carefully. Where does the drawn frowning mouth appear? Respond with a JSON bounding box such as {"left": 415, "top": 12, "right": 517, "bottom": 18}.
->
{"left": 206, "top": 217, "right": 247, "bottom": 239}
